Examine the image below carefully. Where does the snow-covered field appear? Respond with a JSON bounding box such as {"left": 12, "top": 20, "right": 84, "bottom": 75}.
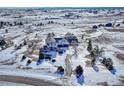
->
{"left": 0, "top": 8, "right": 124, "bottom": 86}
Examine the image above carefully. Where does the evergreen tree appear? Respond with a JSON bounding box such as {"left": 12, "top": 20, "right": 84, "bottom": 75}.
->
{"left": 21, "top": 55, "right": 26, "bottom": 62}
{"left": 26, "top": 60, "right": 31, "bottom": 66}
{"left": 5, "top": 29, "right": 8, "bottom": 33}
{"left": 38, "top": 49, "right": 44, "bottom": 60}
{"left": 91, "top": 57, "right": 96, "bottom": 66}
{"left": 87, "top": 39, "right": 92, "bottom": 52}
{"left": 57, "top": 66, "right": 64, "bottom": 72}
{"left": 75, "top": 65, "right": 83, "bottom": 78}
{"left": 23, "top": 40, "right": 27, "bottom": 45}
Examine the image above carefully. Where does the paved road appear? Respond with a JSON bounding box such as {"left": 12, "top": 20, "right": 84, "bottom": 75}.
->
{"left": 0, "top": 75, "right": 61, "bottom": 86}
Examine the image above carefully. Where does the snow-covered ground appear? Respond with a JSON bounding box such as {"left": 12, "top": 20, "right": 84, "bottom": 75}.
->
{"left": 0, "top": 8, "right": 124, "bottom": 86}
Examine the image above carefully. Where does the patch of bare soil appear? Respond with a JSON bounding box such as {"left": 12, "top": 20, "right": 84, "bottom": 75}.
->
{"left": 21, "top": 67, "right": 33, "bottom": 70}
{"left": 113, "top": 45, "right": 124, "bottom": 50}
{"left": 85, "top": 55, "right": 91, "bottom": 59}
{"left": 120, "top": 75, "right": 124, "bottom": 78}
{"left": 2, "top": 62, "right": 16, "bottom": 65}
{"left": 0, "top": 59, "right": 10, "bottom": 64}
{"left": 112, "top": 84, "right": 124, "bottom": 86}
{"left": 116, "top": 53, "right": 124, "bottom": 62}
{"left": 105, "top": 28, "right": 124, "bottom": 32}
{"left": 93, "top": 34, "right": 112, "bottom": 44}
{"left": 85, "top": 60, "right": 92, "bottom": 67}
{"left": 97, "top": 81, "right": 109, "bottom": 86}
{"left": 118, "top": 79, "right": 124, "bottom": 85}
{"left": 113, "top": 76, "right": 124, "bottom": 86}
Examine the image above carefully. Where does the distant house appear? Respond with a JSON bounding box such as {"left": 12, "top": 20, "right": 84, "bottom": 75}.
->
{"left": 92, "top": 25, "right": 98, "bottom": 29}
{"left": 64, "top": 13, "right": 73, "bottom": 18}
{"left": 65, "top": 33, "right": 78, "bottom": 44}
{"left": 105, "top": 23, "right": 113, "bottom": 27}
{"left": 98, "top": 24, "right": 104, "bottom": 27}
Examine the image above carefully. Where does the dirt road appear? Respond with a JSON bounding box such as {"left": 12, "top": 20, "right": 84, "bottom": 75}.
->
{"left": 0, "top": 75, "right": 61, "bottom": 86}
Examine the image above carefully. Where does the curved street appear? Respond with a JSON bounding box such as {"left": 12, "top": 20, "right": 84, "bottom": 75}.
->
{"left": 0, "top": 75, "right": 61, "bottom": 86}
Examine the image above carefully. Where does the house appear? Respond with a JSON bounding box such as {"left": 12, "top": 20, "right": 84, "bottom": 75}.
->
{"left": 105, "top": 23, "right": 113, "bottom": 27}
{"left": 54, "top": 37, "right": 63, "bottom": 43}
{"left": 57, "top": 38, "right": 69, "bottom": 48}
{"left": 38, "top": 33, "right": 78, "bottom": 61}
{"left": 92, "top": 25, "right": 98, "bottom": 29}
{"left": 65, "top": 33, "right": 78, "bottom": 44}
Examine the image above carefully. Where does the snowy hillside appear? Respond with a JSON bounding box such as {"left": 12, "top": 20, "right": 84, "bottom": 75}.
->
{"left": 0, "top": 8, "right": 124, "bottom": 86}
